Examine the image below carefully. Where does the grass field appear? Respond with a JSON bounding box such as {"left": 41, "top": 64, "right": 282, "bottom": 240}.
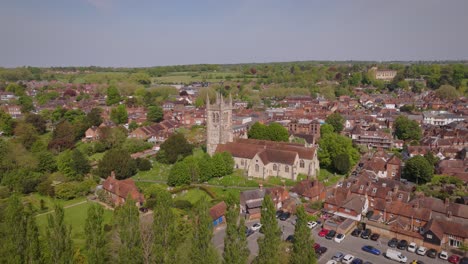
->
{"left": 318, "top": 169, "right": 343, "bottom": 186}
{"left": 23, "top": 193, "right": 87, "bottom": 213}
{"left": 173, "top": 188, "right": 212, "bottom": 204}
{"left": 132, "top": 162, "right": 171, "bottom": 182}
{"left": 35, "top": 201, "right": 113, "bottom": 248}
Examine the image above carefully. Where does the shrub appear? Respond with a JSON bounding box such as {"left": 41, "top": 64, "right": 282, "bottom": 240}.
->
{"left": 173, "top": 200, "right": 192, "bottom": 210}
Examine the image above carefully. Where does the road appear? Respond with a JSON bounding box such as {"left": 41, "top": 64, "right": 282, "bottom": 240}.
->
{"left": 213, "top": 216, "right": 448, "bottom": 264}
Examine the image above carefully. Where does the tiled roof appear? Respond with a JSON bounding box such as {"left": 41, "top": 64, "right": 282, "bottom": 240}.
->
{"left": 209, "top": 201, "right": 227, "bottom": 220}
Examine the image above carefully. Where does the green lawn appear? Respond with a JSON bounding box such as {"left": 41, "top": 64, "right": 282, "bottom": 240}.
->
{"left": 132, "top": 162, "right": 171, "bottom": 181}
{"left": 23, "top": 193, "right": 87, "bottom": 213}
{"left": 173, "top": 188, "right": 212, "bottom": 204}
{"left": 208, "top": 171, "right": 259, "bottom": 187}
{"left": 318, "top": 169, "right": 343, "bottom": 186}
{"left": 35, "top": 201, "right": 113, "bottom": 249}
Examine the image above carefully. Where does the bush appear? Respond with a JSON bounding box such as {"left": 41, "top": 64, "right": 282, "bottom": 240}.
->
{"left": 173, "top": 200, "right": 192, "bottom": 210}
{"left": 54, "top": 179, "right": 96, "bottom": 200}
{"left": 136, "top": 158, "right": 152, "bottom": 171}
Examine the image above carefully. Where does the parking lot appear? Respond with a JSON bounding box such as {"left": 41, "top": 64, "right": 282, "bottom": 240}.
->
{"left": 213, "top": 215, "right": 450, "bottom": 264}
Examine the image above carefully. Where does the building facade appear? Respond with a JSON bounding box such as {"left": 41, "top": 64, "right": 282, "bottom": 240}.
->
{"left": 206, "top": 94, "right": 233, "bottom": 155}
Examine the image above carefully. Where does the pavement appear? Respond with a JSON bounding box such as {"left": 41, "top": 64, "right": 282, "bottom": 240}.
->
{"left": 212, "top": 215, "right": 449, "bottom": 264}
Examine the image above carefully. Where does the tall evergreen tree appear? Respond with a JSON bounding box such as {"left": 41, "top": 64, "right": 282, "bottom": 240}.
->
{"left": 85, "top": 204, "right": 107, "bottom": 264}
{"left": 290, "top": 207, "right": 316, "bottom": 264}
{"left": 25, "top": 212, "right": 42, "bottom": 264}
{"left": 2, "top": 195, "right": 27, "bottom": 264}
{"left": 223, "top": 207, "right": 249, "bottom": 264}
{"left": 254, "top": 195, "right": 281, "bottom": 264}
{"left": 152, "top": 189, "right": 177, "bottom": 263}
{"left": 113, "top": 198, "right": 143, "bottom": 264}
{"left": 190, "top": 197, "right": 219, "bottom": 264}
{"left": 45, "top": 204, "right": 74, "bottom": 264}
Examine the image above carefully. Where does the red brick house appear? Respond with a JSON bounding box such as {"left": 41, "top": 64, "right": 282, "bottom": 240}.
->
{"left": 101, "top": 172, "right": 144, "bottom": 207}
{"left": 290, "top": 179, "right": 326, "bottom": 201}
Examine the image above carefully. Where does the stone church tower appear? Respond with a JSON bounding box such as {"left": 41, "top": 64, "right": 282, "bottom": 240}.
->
{"left": 206, "top": 93, "right": 233, "bottom": 156}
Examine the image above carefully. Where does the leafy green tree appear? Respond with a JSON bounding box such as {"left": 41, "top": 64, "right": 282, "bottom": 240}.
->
{"left": 255, "top": 195, "right": 281, "bottom": 264}
{"left": 348, "top": 72, "right": 362, "bottom": 86}
{"left": 113, "top": 198, "right": 143, "bottom": 264}
{"left": 248, "top": 122, "right": 268, "bottom": 140}
{"left": 424, "top": 152, "right": 439, "bottom": 167}
{"left": 14, "top": 122, "right": 38, "bottom": 149}
{"left": 318, "top": 132, "right": 359, "bottom": 170}
{"left": 25, "top": 113, "right": 47, "bottom": 134}
{"left": 435, "top": 85, "right": 459, "bottom": 100}
{"left": 152, "top": 189, "right": 177, "bottom": 263}
{"left": 333, "top": 153, "right": 351, "bottom": 174}
{"left": 111, "top": 104, "right": 128, "bottom": 124}
{"left": 394, "top": 115, "right": 422, "bottom": 141}
{"left": 99, "top": 126, "right": 128, "bottom": 150}
{"left": 36, "top": 150, "right": 57, "bottom": 173}
{"left": 1, "top": 195, "right": 27, "bottom": 264}
{"left": 96, "top": 148, "right": 137, "bottom": 179}
{"left": 198, "top": 153, "right": 214, "bottom": 182}
{"left": 48, "top": 120, "right": 76, "bottom": 152}
{"left": 223, "top": 207, "right": 249, "bottom": 264}
{"left": 106, "top": 85, "right": 121, "bottom": 105}
{"left": 19, "top": 95, "right": 34, "bottom": 113}
{"left": 57, "top": 149, "right": 90, "bottom": 180}
{"left": 325, "top": 113, "right": 345, "bottom": 133}
{"left": 320, "top": 123, "right": 334, "bottom": 136}
{"left": 0, "top": 109, "right": 15, "bottom": 136}
{"left": 290, "top": 206, "right": 316, "bottom": 264}
{"left": 167, "top": 160, "right": 191, "bottom": 186}
{"left": 45, "top": 204, "right": 74, "bottom": 264}
{"left": 190, "top": 197, "right": 219, "bottom": 264}
{"left": 147, "top": 105, "right": 164, "bottom": 122}
{"left": 156, "top": 133, "right": 193, "bottom": 164}
{"left": 25, "top": 210, "right": 42, "bottom": 264}
{"left": 403, "top": 156, "right": 434, "bottom": 184}
{"left": 85, "top": 204, "right": 107, "bottom": 264}
{"left": 87, "top": 108, "right": 103, "bottom": 127}
{"left": 267, "top": 123, "right": 289, "bottom": 142}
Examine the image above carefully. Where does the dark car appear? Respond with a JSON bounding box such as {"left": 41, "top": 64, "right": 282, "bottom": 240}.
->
{"left": 460, "top": 257, "right": 468, "bottom": 264}
{"left": 360, "top": 229, "right": 372, "bottom": 239}
{"left": 332, "top": 252, "right": 344, "bottom": 261}
{"left": 370, "top": 233, "right": 380, "bottom": 241}
{"left": 351, "top": 228, "right": 362, "bottom": 237}
{"left": 313, "top": 243, "right": 321, "bottom": 251}
{"left": 279, "top": 212, "right": 291, "bottom": 221}
{"left": 325, "top": 230, "right": 337, "bottom": 240}
{"left": 361, "top": 245, "right": 381, "bottom": 255}
{"left": 388, "top": 237, "right": 398, "bottom": 248}
{"left": 275, "top": 210, "right": 283, "bottom": 218}
{"left": 245, "top": 228, "right": 254, "bottom": 237}
{"left": 397, "top": 239, "right": 408, "bottom": 250}
{"left": 426, "top": 248, "right": 437, "bottom": 258}
{"left": 352, "top": 258, "right": 364, "bottom": 264}
{"left": 315, "top": 246, "right": 328, "bottom": 256}
{"left": 285, "top": 235, "right": 295, "bottom": 243}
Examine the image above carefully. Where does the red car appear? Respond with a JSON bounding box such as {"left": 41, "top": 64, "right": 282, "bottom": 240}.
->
{"left": 449, "top": 255, "right": 461, "bottom": 264}
{"left": 313, "top": 243, "right": 321, "bottom": 251}
{"left": 318, "top": 228, "right": 329, "bottom": 237}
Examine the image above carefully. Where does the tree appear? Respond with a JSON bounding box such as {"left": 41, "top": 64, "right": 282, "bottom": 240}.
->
{"left": 198, "top": 153, "right": 214, "bottom": 182}
{"left": 113, "top": 198, "right": 143, "bottom": 264}
{"left": 325, "top": 113, "right": 345, "bottom": 134}
{"left": 223, "top": 207, "right": 249, "bottom": 264}
{"left": 0, "top": 109, "right": 15, "bottom": 136}
{"left": 25, "top": 209, "right": 42, "bottom": 264}
{"left": 147, "top": 105, "right": 164, "bottom": 123}
{"left": 48, "top": 120, "right": 76, "bottom": 152}
{"left": 85, "top": 204, "right": 107, "bottom": 264}
{"left": 459, "top": 242, "right": 468, "bottom": 257}
{"left": 403, "top": 156, "right": 434, "bottom": 184}
{"left": 14, "top": 122, "right": 38, "bottom": 149}
{"left": 87, "top": 108, "right": 103, "bottom": 127}
{"left": 167, "top": 160, "right": 191, "bottom": 186}
{"left": 318, "top": 132, "right": 360, "bottom": 170}
{"left": 255, "top": 195, "right": 281, "bottom": 264}
{"left": 320, "top": 123, "right": 334, "bottom": 136}
{"left": 435, "top": 85, "right": 459, "bottom": 100}
{"left": 152, "top": 189, "right": 177, "bottom": 263}
{"left": 96, "top": 148, "right": 137, "bottom": 179}
{"left": 111, "top": 104, "right": 128, "bottom": 124}
{"left": 394, "top": 115, "right": 422, "bottom": 141}
{"left": 45, "top": 204, "right": 74, "bottom": 264}
{"left": 333, "top": 153, "right": 351, "bottom": 174}
{"left": 1, "top": 195, "right": 28, "bottom": 264}
{"left": 106, "top": 85, "right": 121, "bottom": 105}
{"left": 19, "top": 95, "right": 34, "bottom": 113}
{"left": 424, "top": 152, "right": 439, "bottom": 167}
{"left": 57, "top": 149, "right": 90, "bottom": 180}
{"left": 190, "top": 197, "right": 219, "bottom": 264}
{"left": 290, "top": 206, "right": 316, "bottom": 264}
{"left": 156, "top": 133, "right": 193, "bottom": 164}
{"left": 267, "top": 123, "right": 289, "bottom": 142}
{"left": 248, "top": 122, "right": 268, "bottom": 140}
{"left": 348, "top": 72, "right": 362, "bottom": 86}
{"left": 25, "top": 113, "right": 47, "bottom": 134}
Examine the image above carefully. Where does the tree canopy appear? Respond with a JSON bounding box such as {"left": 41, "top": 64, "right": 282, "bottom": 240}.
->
{"left": 394, "top": 115, "right": 422, "bottom": 141}
{"left": 248, "top": 122, "right": 289, "bottom": 142}
{"left": 403, "top": 155, "right": 434, "bottom": 184}
{"left": 325, "top": 113, "right": 345, "bottom": 133}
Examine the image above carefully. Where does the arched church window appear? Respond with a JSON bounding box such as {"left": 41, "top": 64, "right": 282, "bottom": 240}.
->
{"left": 300, "top": 160, "right": 305, "bottom": 168}
{"left": 255, "top": 164, "right": 259, "bottom": 172}
{"left": 273, "top": 164, "right": 277, "bottom": 171}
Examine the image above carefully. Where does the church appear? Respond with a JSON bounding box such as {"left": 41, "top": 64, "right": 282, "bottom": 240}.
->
{"left": 206, "top": 94, "right": 319, "bottom": 180}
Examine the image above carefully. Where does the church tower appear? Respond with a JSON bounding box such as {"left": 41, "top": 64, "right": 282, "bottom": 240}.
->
{"left": 206, "top": 93, "right": 233, "bottom": 156}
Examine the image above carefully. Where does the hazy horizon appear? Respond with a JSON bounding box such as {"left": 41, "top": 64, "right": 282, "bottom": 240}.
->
{"left": 2, "top": 0, "right": 468, "bottom": 67}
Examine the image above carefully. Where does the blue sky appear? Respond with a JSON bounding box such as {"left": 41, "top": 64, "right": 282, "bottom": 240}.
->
{"left": 1, "top": 0, "right": 467, "bottom": 67}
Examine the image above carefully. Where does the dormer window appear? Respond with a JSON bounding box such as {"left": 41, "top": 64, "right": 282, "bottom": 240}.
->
{"left": 372, "top": 188, "right": 377, "bottom": 193}
{"left": 398, "top": 193, "right": 403, "bottom": 200}
{"left": 359, "top": 185, "right": 364, "bottom": 191}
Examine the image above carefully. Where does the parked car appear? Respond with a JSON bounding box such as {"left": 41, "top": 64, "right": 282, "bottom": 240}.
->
{"left": 426, "top": 249, "right": 437, "bottom": 258}
{"left": 245, "top": 228, "right": 254, "bottom": 237}
{"left": 370, "top": 233, "right": 380, "bottom": 241}
{"left": 342, "top": 254, "right": 355, "bottom": 264}
{"left": 334, "top": 233, "right": 345, "bottom": 243}
{"left": 460, "top": 257, "right": 468, "bottom": 264}
{"left": 388, "top": 237, "right": 398, "bottom": 248}
{"left": 351, "top": 259, "right": 363, "bottom": 264}
{"left": 326, "top": 230, "right": 337, "bottom": 240}
{"left": 351, "top": 228, "right": 362, "bottom": 237}
{"left": 439, "top": 251, "right": 449, "bottom": 260}
{"left": 362, "top": 245, "right": 381, "bottom": 255}
{"left": 397, "top": 239, "right": 408, "bottom": 250}
{"left": 275, "top": 210, "right": 283, "bottom": 218}
{"left": 279, "top": 212, "right": 291, "bottom": 221}
{"left": 332, "top": 252, "right": 344, "bottom": 261}
{"left": 318, "top": 228, "right": 330, "bottom": 237}
{"left": 416, "top": 246, "right": 427, "bottom": 256}
{"left": 360, "top": 229, "right": 372, "bottom": 239}
{"left": 385, "top": 248, "right": 408, "bottom": 263}
{"left": 285, "top": 235, "right": 295, "bottom": 243}
{"left": 315, "top": 246, "right": 328, "bottom": 255}
{"left": 448, "top": 255, "right": 461, "bottom": 264}
{"left": 407, "top": 242, "right": 417, "bottom": 253}
{"left": 307, "top": 221, "right": 318, "bottom": 229}
{"left": 251, "top": 223, "right": 262, "bottom": 231}
{"left": 313, "top": 243, "right": 321, "bottom": 251}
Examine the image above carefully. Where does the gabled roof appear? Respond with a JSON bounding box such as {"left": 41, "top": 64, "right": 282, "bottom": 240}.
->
{"left": 209, "top": 201, "right": 227, "bottom": 220}
{"left": 102, "top": 176, "right": 144, "bottom": 203}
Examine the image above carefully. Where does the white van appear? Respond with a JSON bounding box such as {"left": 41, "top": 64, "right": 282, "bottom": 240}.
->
{"left": 385, "top": 248, "right": 408, "bottom": 263}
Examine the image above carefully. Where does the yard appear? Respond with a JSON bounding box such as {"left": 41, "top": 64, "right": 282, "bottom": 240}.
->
{"left": 173, "top": 188, "right": 213, "bottom": 204}
{"left": 132, "top": 161, "right": 171, "bottom": 182}
{"left": 318, "top": 169, "right": 343, "bottom": 186}
{"left": 35, "top": 201, "right": 113, "bottom": 248}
